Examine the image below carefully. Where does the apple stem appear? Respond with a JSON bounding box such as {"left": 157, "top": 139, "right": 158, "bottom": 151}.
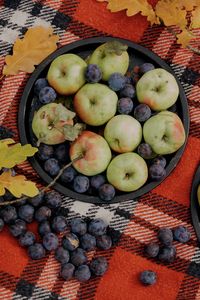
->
{"left": 0, "top": 154, "right": 83, "bottom": 206}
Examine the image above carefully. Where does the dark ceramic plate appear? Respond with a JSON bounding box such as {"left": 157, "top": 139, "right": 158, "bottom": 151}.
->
{"left": 191, "top": 165, "right": 200, "bottom": 241}
{"left": 18, "top": 36, "right": 189, "bottom": 204}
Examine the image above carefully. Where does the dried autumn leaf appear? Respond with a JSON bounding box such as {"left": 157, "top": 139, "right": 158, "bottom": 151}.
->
{"left": 0, "top": 171, "right": 39, "bottom": 198}
{"left": 177, "top": 29, "right": 194, "bottom": 47}
{"left": 177, "top": 0, "right": 200, "bottom": 11}
{"left": 191, "top": 6, "right": 200, "bottom": 29}
{"left": 3, "top": 26, "right": 59, "bottom": 76}
{"left": 0, "top": 140, "right": 38, "bottom": 169}
{"left": 155, "top": 0, "right": 187, "bottom": 29}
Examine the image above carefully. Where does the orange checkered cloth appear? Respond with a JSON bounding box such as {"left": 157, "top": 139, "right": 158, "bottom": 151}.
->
{"left": 0, "top": 0, "right": 200, "bottom": 299}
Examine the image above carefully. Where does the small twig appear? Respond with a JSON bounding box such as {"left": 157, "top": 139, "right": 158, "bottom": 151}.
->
{"left": 0, "top": 155, "right": 83, "bottom": 206}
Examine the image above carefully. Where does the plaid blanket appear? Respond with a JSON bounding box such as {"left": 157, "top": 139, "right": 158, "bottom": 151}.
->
{"left": 0, "top": 0, "right": 200, "bottom": 299}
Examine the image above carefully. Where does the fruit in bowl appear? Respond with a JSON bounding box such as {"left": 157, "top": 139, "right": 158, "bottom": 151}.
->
{"left": 74, "top": 83, "right": 118, "bottom": 126}
{"left": 104, "top": 115, "right": 142, "bottom": 153}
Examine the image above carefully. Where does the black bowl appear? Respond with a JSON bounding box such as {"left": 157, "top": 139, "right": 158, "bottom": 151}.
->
{"left": 18, "top": 36, "right": 189, "bottom": 204}
{"left": 191, "top": 165, "right": 200, "bottom": 241}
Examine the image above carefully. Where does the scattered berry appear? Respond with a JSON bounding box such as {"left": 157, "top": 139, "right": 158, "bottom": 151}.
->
{"left": 134, "top": 104, "right": 151, "bottom": 122}
{"left": 80, "top": 233, "right": 96, "bottom": 251}
{"left": 108, "top": 73, "right": 126, "bottom": 91}
{"left": 19, "top": 231, "right": 36, "bottom": 247}
{"left": 28, "top": 243, "right": 46, "bottom": 260}
{"left": 60, "top": 263, "right": 75, "bottom": 280}
{"left": 45, "top": 191, "right": 62, "bottom": 209}
{"left": 70, "top": 218, "right": 87, "bottom": 236}
{"left": 44, "top": 158, "right": 60, "bottom": 177}
{"left": 1, "top": 205, "right": 17, "bottom": 224}
{"left": 0, "top": 218, "right": 4, "bottom": 231}
{"left": 117, "top": 97, "right": 134, "bottom": 114}
{"left": 43, "top": 232, "right": 59, "bottom": 251}
{"left": 145, "top": 243, "right": 159, "bottom": 258}
{"left": 149, "top": 164, "right": 166, "bottom": 181}
{"left": 34, "top": 78, "right": 49, "bottom": 96}
{"left": 90, "top": 174, "right": 106, "bottom": 190}
{"left": 173, "top": 226, "right": 191, "bottom": 243}
{"left": 18, "top": 204, "right": 35, "bottom": 223}
{"left": 61, "top": 167, "right": 77, "bottom": 183}
{"left": 75, "top": 265, "right": 91, "bottom": 282}
{"left": 39, "top": 86, "right": 57, "bottom": 104}
{"left": 38, "top": 220, "right": 51, "bottom": 236}
{"left": 138, "top": 143, "right": 154, "bottom": 159}
{"left": 120, "top": 84, "right": 135, "bottom": 98}
{"left": 70, "top": 248, "right": 87, "bottom": 267}
{"left": 35, "top": 206, "right": 52, "bottom": 223}
{"left": 90, "top": 256, "right": 108, "bottom": 276}
{"left": 73, "top": 175, "right": 90, "bottom": 193}
{"left": 99, "top": 184, "right": 115, "bottom": 201}
{"left": 54, "top": 144, "right": 69, "bottom": 163}
{"left": 62, "top": 233, "right": 79, "bottom": 251}
{"left": 140, "top": 270, "right": 157, "bottom": 285}
{"left": 38, "top": 144, "right": 54, "bottom": 161}
{"left": 158, "top": 228, "right": 173, "bottom": 246}
{"left": 52, "top": 216, "right": 68, "bottom": 233}
{"left": 55, "top": 247, "right": 70, "bottom": 264}
{"left": 152, "top": 156, "right": 167, "bottom": 168}
{"left": 139, "top": 63, "right": 155, "bottom": 75}
{"left": 88, "top": 218, "right": 107, "bottom": 236}
{"left": 158, "top": 246, "right": 176, "bottom": 263}
{"left": 29, "top": 192, "right": 44, "bottom": 207}
{"left": 9, "top": 219, "right": 26, "bottom": 237}
{"left": 96, "top": 234, "right": 112, "bottom": 250}
{"left": 85, "top": 64, "right": 102, "bottom": 83}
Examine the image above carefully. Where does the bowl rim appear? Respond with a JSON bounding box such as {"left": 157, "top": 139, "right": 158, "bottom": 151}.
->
{"left": 18, "top": 36, "right": 190, "bottom": 204}
{"left": 191, "top": 164, "right": 200, "bottom": 242}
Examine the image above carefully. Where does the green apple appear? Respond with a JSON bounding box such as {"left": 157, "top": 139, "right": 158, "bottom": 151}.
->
{"left": 136, "top": 68, "right": 179, "bottom": 111}
{"left": 88, "top": 41, "right": 129, "bottom": 81}
{"left": 32, "top": 103, "right": 74, "bottom": 145}
{"left": 143, "top": 111, "right": 186, "bottom": 155}
{"left": 74, "top": 83, "right": 118, "bottom": 126}
{"left": 47, "top": 54, "right": 87, "bottom": 95}
{"left": 107, "top": 153, "right": 148, "bottom": 192}
{"left": 104, "top": 115, "right": 142, "bottom": 153}
{"left": 69, "top": 131, "right": 112, "bottom": 176}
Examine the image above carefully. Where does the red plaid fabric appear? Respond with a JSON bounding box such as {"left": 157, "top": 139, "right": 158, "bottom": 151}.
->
{"left": 0, "top": 0, "right": 200, "bottom": 299}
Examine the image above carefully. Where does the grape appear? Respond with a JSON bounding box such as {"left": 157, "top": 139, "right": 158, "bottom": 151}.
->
{"left": 38, "top": 220, "right": 51, "bottom": 237}
{"left": 98, "top": 184, "right": 115, "bottom": 201}
{"left": 134, "top": 104, "right": 151, "bottom": 122}
{"left": 70, "top": 248, "right": 87, "bottom": 267}
{"left": 88, "top": 219, "right": 107, "bottom": 236}
{"left": 39, "top": 86, "right": 57, "bottom": 104}
{"left": 139, "top": 63, "right": 155, "bottom": 75}
{"left": 117, "top": 97, "right": 134, "bottom": 114}
{"left": 55, "top": 247, "right": 70, "bottom": 264}
{"left": 29, "top": 192, "right": 44, "bottom": 207}
{"left": 90, "top": 174, "right": 106, "bottom": 190}
{"left": 90, "top": 256, "right": 108, "bottom": 276}
{"left": 9, "top": 219, "right": 26, "bottom": 237}
{"left": 54, "top": 144, "right": 69, "bottom": 163}
{"left": 18, "top": 204, "right": 35, "bottom": 223}
{"left": 158, "top": 246, "right": 176, "bottom": 263}
{"left": 44, "top": 158, "right": 60, "bottom": 176}
{"left": 38, "top": 144, "right": 54, "bottom": 161}
{"left": 80, "top": 233, "right": 96, "bottom": 251}
{"left": 73, "top": 175, "right": 90, "bottom": 193}
{"left": 34, "top": 78, "right": 49, "bottom": 96}
{"left": 52, "top": 216, "right": 68, "bottom": 233}
{"left": 152, "top": 156, "right": 167, "bottom": 168}
{"left": 19, "top": 231, "right": 36, "bottom": 247}
{"left": 158, "top": 228, "right": 173, "bottom": 246}
{"left": 85, "top": 64, "right": 102, "bottom": 83}
{"left": 137, "top": 143, "right": 154, "bottom": 159}
{"left": 60, "top": 263, "right": 75, "bottom": 280}
{"left": 1, "top": 205, "right": 17, "bottom": 224}
{"left": 75, "top": 265, "right": 91, "bottom": 282}
{"left": 145, "top": 243, "right": 159, "bottom": 258}
{"left": 43, "top": 232, "right": 59, "bottom": 251}
{"left": 96, "top": 234, "right": 112, "bottom": 250}
{"left": 108, "top": 73, "right": 126, "bottom": 91}
{"left": 149, "top": 164, "right": 166, "bottom": 181}
{"left": 119, "top": 84, "right": 135, "bottom": 98}
{"left": 70, "top": 218, "right": 87, "bottom": 236}
{"left": 28, "top": 243, "right": 46, "bottom": 260}
{"left": 140, "top": 270, "right": 157, "bottom": 285}
{"left": 45, "top": 191, "right": 62, "bottom": 209}
{"left": 62, "top": 233, "right": 79, "bottom": 251}
{"left": 61, "top": 167, "right": 77, "bottom": 183}
{"left": 35, "top": 206, "right": 52, "bottom": 223}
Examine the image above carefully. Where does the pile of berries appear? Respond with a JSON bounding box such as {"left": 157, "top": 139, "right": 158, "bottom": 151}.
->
{"left": 140, "top": 225, "right": 191, "bottom": 285}
{"left": 0, "top": 191, "right": 112, "bottom": 282}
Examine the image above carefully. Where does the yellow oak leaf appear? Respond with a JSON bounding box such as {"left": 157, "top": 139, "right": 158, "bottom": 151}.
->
{"left": 176, "top": 0, "right": 200, "bottom": 11}
{"left": 102, "top": 0, "right": 160, "bottom": 25}
{"left": 0, "top": 140, "right": 38, "bottom": 169}
{"left": 0, "top": 171, "right": 39, "bottom": 198}
{"left": 176, "top": 29, "right": 193, "bottom": 47}
{"left": 191, "top": 6, "right": 200, "bottom": 29}
{"left": 155, "top": 0, "right": 187, "bottom": 29}
{"left": 3, "top": 26, "right": 59, "bottom": 75}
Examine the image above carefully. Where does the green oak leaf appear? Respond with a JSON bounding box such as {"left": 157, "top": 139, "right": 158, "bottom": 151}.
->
{"left": 54, "top": 103, "right": 76, "bottom": 124}
{"left": 63, "top": 123, "right": 86, "bottom": 141}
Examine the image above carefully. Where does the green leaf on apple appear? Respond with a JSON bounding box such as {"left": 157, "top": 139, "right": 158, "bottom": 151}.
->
{"left": 54, "top": 103, "right": 76, "bottom": 123}
{"left": 104, "top": 41, "right": 128, "bottom": 56}
{"left": 63, "top": 123, "right": 86, "bottom": 141}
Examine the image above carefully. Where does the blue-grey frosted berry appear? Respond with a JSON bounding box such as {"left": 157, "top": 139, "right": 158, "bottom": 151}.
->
{"left": 70, "top": 218, "right": 87, "bottom": 236}
{"left": 117, "top": 97, "right": 134, "bottom": 114}
{"left": 60, "top": 263, "right": 75, "bottom": 280}
{"left": 0, "top": 218, "right": 4, "bottom": 231}
{"left": 34, "top": 78, "right": 48, "bottom": 96}
{"left": 28, "top": 243, "right": 46, "bottom": 260}
{"left": 18, "top": 204, "right": 35, "bottom": 223}
{"left": 145, "top": 243, "right": 159, "bottom": 258}
{"left": 138, "top": 143, "right": 154, "bottom": 159}
{"left": 73, "top": 175, "right": 89, "bottom": 193}
{"left": 134, "top": 104, "right": 151, "bottom": 122}
{"left": 120, "top": 84, "right": 135, "bottom": 98}
{"left": 38, "top": 144, "right": 54, "bottom": 161}
{"left": 140, "top": 270, "right": 157, "bottom": 285}
{"left": 108, "top": 73, "right": 126, "bottom": 91}
{"left": 39, "top": 86, "right": 57, "bottom": 104}
{"left": 90, "top": 256, "right": 108, "bottom": 276}
{"left": 45, "top": 191, "right": 62, "bottom": 209}
{"left": 158, "top": 246, "right": 176, "bottom": 263}
{"left": 173, "top": 226, "right": 191, "bottom": 243}
{"left": 9, "top": 219, "right": 26, "bottom": 237}
{"left": 44, "top": 158, "right": 60, "bottom": 177}
{"left": 75, "top": 265, "right": 91, "bottom": 282}
{"left": 85, "top": 64, "right": 102, "bottom": 83}
{"left": 139, "top": 63, "right": 155, "bottom": 75}
{"left": 90, "top": 174, "right": 106, "bottom": 190}
{"left": 96, "top": 234, "right": 112, "bottom": 250}
{"left": 61, "top": 167, "right": 77, "bottom": 183}
{"left": 35, "top": 206, "right": 52, "bottom": 223}
{"left": 29, "top": 192, "right": 44, "bottom": 207}
{"left": 62, "top": 233, "right": 79, "bottom": 251}
{"left": 158, "top": 228, "right": 173, "bottom": 246}
{"left": 55, "top": 247, "right": 70, "bottom": 264}
{"left": 99, "top": 184, "right": 115, "bottom": 201}
{"left": 88, "top": 218, "right": 107, "bottom": 236}
{"left": 38, "top": 220, "right": 51, "bottom": 236}
{"left": 152, "top": 156, "right": 167, "bottom": 168}
{"left": 149, "top": 164, "right": 166, "bottom": 181}
{"left": 52, "top": 216, "right": 68, "bottom": 233}
{"left": 19, "top": 231, "right": 36, "bottom": 247}
{"left": 70, "top": 248, "right": 87, "bottom": 267}
{"left": 54, "top": 144, "right": 69, "bottom": 163}
{"left": 80, "top": 233, "right": 96, "bottom": 251}
{"left": 1, "top": 205, "right": 17, "bottom": 224}
{"left": 43, "top": 232, "right": 59, "bottom": 251}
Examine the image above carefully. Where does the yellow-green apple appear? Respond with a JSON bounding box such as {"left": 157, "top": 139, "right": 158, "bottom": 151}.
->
{"left": 69, "top": 131, "right": 112, "bottom": 176}
{"left": 136, "top": 68, "right": 179, "bottom": 111}
{"left": 88, "top": 41, "right": 129, "bottom": 81}
{"left": 32, "top": 103, "right": 74, "bottom": 145}
{"left": 74, "top": 83, "right": 118, "bottom": 126}
{"left": 104, "top": 115, "right": 142, "bottom": 153}
{"left": 143, "top": 111, "right": 186, "bottom": 155}
{"left": 106, "top": 153, "right": 148, "bottom": 192}
{"left": 47, "top": 54, "right": 87, "bottom": 95}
